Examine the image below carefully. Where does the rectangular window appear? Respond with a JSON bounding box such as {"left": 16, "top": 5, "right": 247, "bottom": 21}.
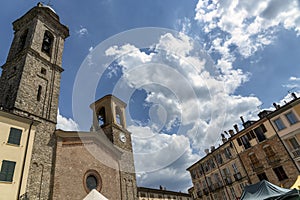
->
{"left": 254, "top": 124, "right": 267, "bottom": 142}
{"left": 241, "top": 135, "right": 251, "bottom": 149}
{"left": 37, "top": 85, "right": 42, "bottom": 102}
{"left": 7, "top": 127, "right": 22, "bottom": 145}
{"left": 285, "top": 112, "right": 298, "bottom": 125}
{"left": 264, "top": 146, "right": 275, "bottom": 157}
{"left": 216, "top": 154, "right": 223, "bottom": 165}
{"left": 0, "top": 160, "right": 16, "bottom": 182}
{"left": 274, "top": 118, "right": 286, "bottom": 131}
{"left": 237, "top": 137, "right": 242, "bottom": 146}
{"left": 224, "top": 147, "right": 232, "bottom": 159}
{"left": 257, "top": 172, "right": 268, "bottom": 181}
{"left": 289, "top": 137, "right": 300, "bottom": 149}
{"left": 273, "top": 166, "right": 288, "bottom": 181}
{"left": 232, "top": 163, "right": 239, "bottom": 174}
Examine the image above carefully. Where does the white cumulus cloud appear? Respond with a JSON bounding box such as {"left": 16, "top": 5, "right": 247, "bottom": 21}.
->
{"left": 56, "top": 109, "right": 79, "bottom": 131}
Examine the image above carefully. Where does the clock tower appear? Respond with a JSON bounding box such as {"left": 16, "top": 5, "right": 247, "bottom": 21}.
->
{"left": 90, "top": 95, "right": 137, "bottom": 200}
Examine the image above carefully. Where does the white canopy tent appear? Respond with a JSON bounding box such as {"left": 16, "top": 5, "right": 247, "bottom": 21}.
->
{"left": 83, "top": 189, "right": 108, "bottom": 200}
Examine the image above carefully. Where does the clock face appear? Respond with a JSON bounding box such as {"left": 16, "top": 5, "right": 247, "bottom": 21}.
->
{"left": 119, "top": 133, "right": 126, "bottom": 143}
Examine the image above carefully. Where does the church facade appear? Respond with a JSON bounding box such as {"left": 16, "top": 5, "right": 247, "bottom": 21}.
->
{"left": 0, "top": 3, "right": 137, "bottom": 200}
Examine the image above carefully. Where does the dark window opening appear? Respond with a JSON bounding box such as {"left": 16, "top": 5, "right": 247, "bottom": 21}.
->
{"left": 241, "top": 135, "right": 251, "bottom": 149}
{"left": 86, "top": 175, "right": 98, "bottom": 191}
{"left": 257, "top": 172, "right": 268, "bottom": 181}
{"left": 273, "top": 166, "right": 288, "bottom": 181}
{"left": 41, "top": 67, "right": 47, "bottom": 75}
{"left": 41, "top": 31, "right": 53, "bottom": 55}
{"left": 216, "top": 154, "right": 223, "bottom": 165}
{"left": 37, "top": 85, "right": 42, "bottom": 102}
{"left": 98, "top": 107, "right": 106, "bottom": 126}
{"left": 254, "top": 124, "right": 267, "bottom": 142}
{"left": 8, "top": 127, "right": 22, "bottom": 145}
{"left": 224, "top": 147, "right": 232, "bottom": 159}
{"left": 0, "top": 160, "right": 16, "bottom": 182}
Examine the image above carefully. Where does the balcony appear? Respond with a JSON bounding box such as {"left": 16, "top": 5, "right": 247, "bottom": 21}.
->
{"left": 251, "top": 163, "right": 264, "bottom": 172}
{"left": 292, "top": 148, "right": 300, "bottom": 158}
{"left": 267, "top": 156, "right": 281, "bottom": 165}
{"left": 233, "top": 172, "right": 242, "bottom": 181}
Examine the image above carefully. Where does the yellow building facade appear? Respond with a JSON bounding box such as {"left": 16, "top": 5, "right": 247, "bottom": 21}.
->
{"left": 0, "top": 109, "right": 39, "bottom": 200}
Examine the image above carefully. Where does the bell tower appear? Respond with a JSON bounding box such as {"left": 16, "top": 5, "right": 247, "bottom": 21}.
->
{"left": 0, "top": 3, "right": 69, "bottom": 199}
{"left": 90, "top": 95, "right": 137, "bottom": 200}
{"left": 0, "top": 2, "right": 69, "bottom": 122}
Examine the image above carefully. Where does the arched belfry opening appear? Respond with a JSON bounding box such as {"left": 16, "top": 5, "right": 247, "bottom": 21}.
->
{"left": 90, "top": 95, "right": 127, "bottom": 131}
{"left": 98, "top": 107, "right": 106, "bottom": 126}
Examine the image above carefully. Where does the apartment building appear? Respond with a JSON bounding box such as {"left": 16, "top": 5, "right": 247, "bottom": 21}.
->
{"left": 0, "top": 109, "right": 39, "bottom": 199}
{"left": 187, "top": 93, "right": 300, "bottom": 200}
{"left": 137, "top": 187, "right": 192, "bottom": 200}
{"left": 187, "top": 133, "right": 249, "bottom": 200}
{"left": 268, "top": 93, "right": 300, "bottom": 171}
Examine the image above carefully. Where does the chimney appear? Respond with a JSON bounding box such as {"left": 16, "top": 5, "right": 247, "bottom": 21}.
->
{"left": 273, "top": 103, "right": 281, "bottom": 109}
{"left": 221, "top": 133, "right": 227, "bottom": 143}
{"left": 292, "top": 92, "right": 297, "bottom": 100}
{"left": 205, "top": 149, "right": 210, "bottom": 154}
{"left": 229, "top": 129, "right": 234, "bottom": 136}
{"left": 224, "top": 131, "right": 228, "bottom": 136}
{"left": 240, "top": 116, "right": 245, "bottom": 124}
{"left": 233, "top": 124, "right": 239, "bottom": 133}
{"left": 211, "top": 146, "right": 215, "bottom": 151}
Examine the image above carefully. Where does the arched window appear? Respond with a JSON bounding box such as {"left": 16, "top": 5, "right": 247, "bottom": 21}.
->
{"left": 98, "top": 107, "right": 106, "bottom": 126}
{"left": 41, "top": 31, "right": 53, "bottom": 55}
{"left": 37, "top": 85, "right": 42, "bottom": 101}
{"left": 115, "top": 106, "right": 123, "bottom": 126}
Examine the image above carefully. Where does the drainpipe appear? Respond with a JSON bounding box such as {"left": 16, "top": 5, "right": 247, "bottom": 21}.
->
{"left": 267, "top": 117, "right": 300, "bottom": 173}
{"left": 17, "top": 120, "right": 34, "bottom": 199}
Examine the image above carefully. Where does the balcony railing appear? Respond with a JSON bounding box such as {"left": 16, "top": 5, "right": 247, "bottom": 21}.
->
{"left": 233, "top": 172, "right": 242, "bottom": 181}
{"left": 292, "top": 148, "right": 300, "bottom": 158}
{"left": 267, "top": 156, "right": 281, "bottom": 165}
{"left": 251, "top": 163, "right": 264, "bottom": 172}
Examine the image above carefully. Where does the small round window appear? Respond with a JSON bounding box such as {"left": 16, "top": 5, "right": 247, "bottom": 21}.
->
{"left": 83, "top": 170, "right": 102, "bottom": 193}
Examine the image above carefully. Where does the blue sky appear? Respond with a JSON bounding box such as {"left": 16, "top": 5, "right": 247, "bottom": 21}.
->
{"left": 1, "top": 0, "right": 300, "bottom": 193}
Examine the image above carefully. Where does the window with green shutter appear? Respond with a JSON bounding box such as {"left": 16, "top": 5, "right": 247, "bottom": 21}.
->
{"left": 0, "top": 160, "right": 16, "bottom": 182}
{"left": 8, "top": 127, "right": 22, "bottom": 145}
